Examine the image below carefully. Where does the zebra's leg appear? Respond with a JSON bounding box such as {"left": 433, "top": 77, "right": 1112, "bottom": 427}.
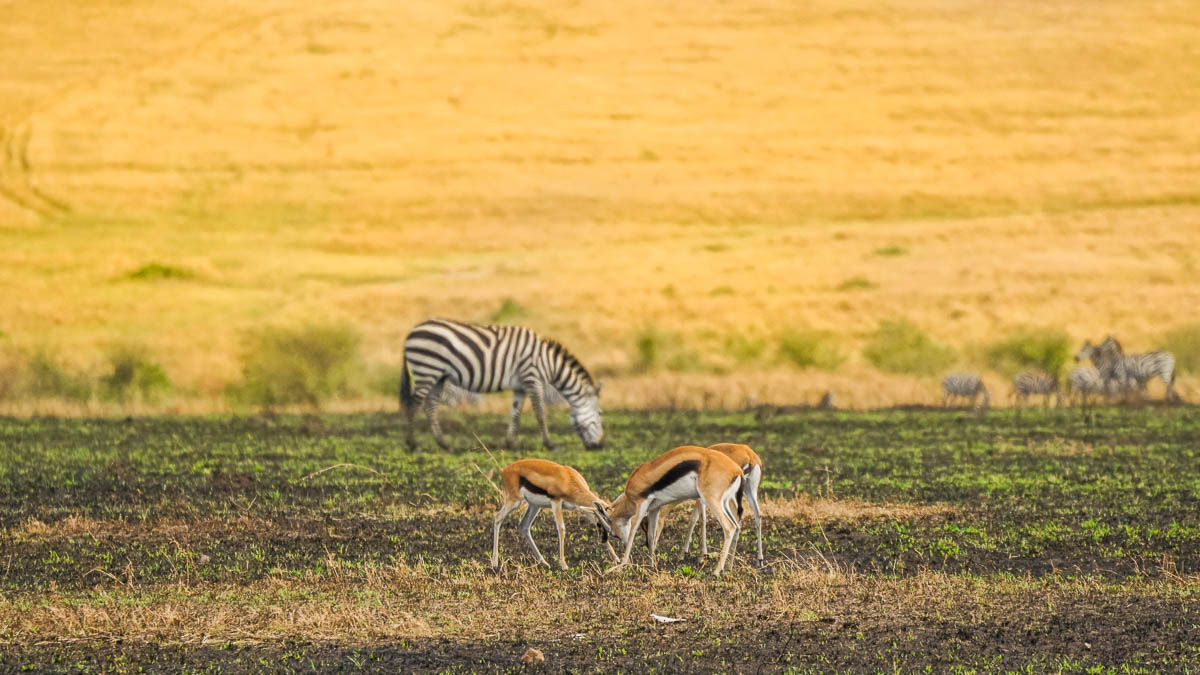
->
{"left": 942, "top": 392, "right": 950, "bottom": 408}
{"left": 526, "top": 380, "right": 555, "bottom": 450}
{"left": 403, "top": 392, "right": 418, "bottom": 448}
{"left": 504, "top": 390, "right": 526, "bottom": 448}
{"left": 424, "top": 378, "right": 451, "bottom": 449}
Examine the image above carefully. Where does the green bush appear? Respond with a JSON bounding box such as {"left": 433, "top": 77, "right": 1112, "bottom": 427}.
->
{"left": 836, "top": 277, "right": 876, "bottom": 291}
{"left": 229, "top": 322, "right": 364, "bottom": 409}
{"left": 633, "top": 327, "right": 663, "bottom": 372}
{"left": 489, "top": 298, "right": 529, "bottom": 323}
{"left": 1162, "top": 323, "right": 1200, "bottom": 374}
{"left": 778, "top": 329, "right": 845, "bottom": 371}
{"left": 126, "top": 263, "right": 193, "bottom": 281}
{"left": 875, "top": 246, "right": 907, "bottom": 257}
{"left": 984, "top": 327, "right": 1071, "bottom": 377}
{"left": 25, "top": 351, "right": 92, "bottom": 401}
{"left": 863, "top": 320, "right": 956, "bottom": 376}
{"left": 725, "top": 334, "right": 766, "bottom": 364}
{"left": 99, "top": 345, "right": 171, "bottom": 403}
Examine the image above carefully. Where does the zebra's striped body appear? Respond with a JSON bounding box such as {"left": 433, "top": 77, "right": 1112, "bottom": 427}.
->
{"left": 1124, "top": 351, "right": 1177, "bottom": 400}
{"left": 1012, "top": 370, "right": 1062, "bottom": 408}
{"left": 1066, "top": 366, "right": 1104, "bottom": 406}
{"left": 401, "top": 318, "right": 604, "bottom": 450}
{"left": 942, "top": 373, "right": 990, "bottom": 409}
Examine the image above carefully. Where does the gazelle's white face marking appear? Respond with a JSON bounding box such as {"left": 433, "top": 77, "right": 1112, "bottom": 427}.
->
{"left": 571, "top": 392, "right": 604, "bottom": 449}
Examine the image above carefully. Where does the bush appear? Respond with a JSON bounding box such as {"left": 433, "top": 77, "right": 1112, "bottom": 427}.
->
{"left": 99, "top": 345, "right": 171, "bottom": 403}
{"left": 984, "top": 328, "right": 1071, "bottom": 377}
{"left": 126, "top": 263, "right": 193, "bottom": 281}
{"left": 633, "top": 327, "right": 663, "bottom": 372}
{"left": 1162, "top": 323, "right": 1200, "bottom": 375}
{"left": 489, "top": 298, "right": 529, "bottom": 323}
{"left": 229, "top": 322, "right": 364, "bottom": 409}
{"left": 725, "top": 334, "right": 766, "bottom": 364}
{"left": 837, "top": 277, "right": 876, "bottom": 291}
{"left": 25, "top": 351, "right": 92, "bottom": 401}
{"left": 778, "top": 329, "right": 845, "bottom": 370}
{"left": 875, "top": 246, "right": 907, "bottom": 257}
{"left": 863, "top": 320, "right": 956, "bottom": 376}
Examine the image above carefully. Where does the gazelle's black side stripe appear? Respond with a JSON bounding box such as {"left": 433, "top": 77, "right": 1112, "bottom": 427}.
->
{"left": 641, "top": 460, "right": 700, "bottom": 498}
{"left": 519, "top": 476, "right": 552, "bottom": 498}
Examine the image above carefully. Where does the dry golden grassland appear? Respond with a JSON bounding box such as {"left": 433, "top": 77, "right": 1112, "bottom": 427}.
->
{"left": 2, "top": 0, "right": 1200, "bottom": 409}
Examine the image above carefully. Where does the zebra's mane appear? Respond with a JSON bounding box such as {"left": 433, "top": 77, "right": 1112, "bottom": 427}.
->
{"left": 543, "top": 338, "right": 597, "bottom": 390}
{"left": 1100, "top": 335, "right": 1124, "bottom": 355}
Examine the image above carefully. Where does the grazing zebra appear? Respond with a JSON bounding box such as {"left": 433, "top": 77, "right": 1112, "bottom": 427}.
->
{"left": 1066, "top": 366, "right": 1104, "bottom": 406}
{"left": 400, "top": 318, "right": 604, "bottom": 450}
{"left": 942, "top": 373, "right": 990, "bottom": 409}
{"left": 1011, "top": 370, "right": 1062, "bottom": 408}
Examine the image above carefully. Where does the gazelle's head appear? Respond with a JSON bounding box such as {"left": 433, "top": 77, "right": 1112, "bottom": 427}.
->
{"left": 571, "top": 381, "right": 605, "bottom": 449}
{"left": 596, "top": 493, "right": 637, "bottom": 547}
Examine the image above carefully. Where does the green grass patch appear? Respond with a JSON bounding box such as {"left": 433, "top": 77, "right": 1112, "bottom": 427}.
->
{"left": 1161, "top": 323, "right": 1200, "bottom": 374}
{"left": 836, "top": 277, "right": 876, "bottom": 291}
{"left": 778, "top": 329, "right": 845, "bottom": 370}
{"left": 874, "top": 245, "right": 907, "bottom": 257}
{"left": 125, "top": 263, "right": 194, "bottom": 281}
{"left": 227, "top": 322, "right": 365, "bottom": 410}
{"left": 488, "top": 297, "right": 529, "bottom": 323}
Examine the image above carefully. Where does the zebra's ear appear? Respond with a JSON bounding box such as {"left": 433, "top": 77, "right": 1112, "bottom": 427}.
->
{"left": 595, "top": 380, "right": 605, "bottom": 396}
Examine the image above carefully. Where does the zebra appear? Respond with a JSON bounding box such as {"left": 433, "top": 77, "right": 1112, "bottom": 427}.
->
{"left": 1011, "top": 370, "right": 1062, "bottom": 408}
{"left": 1066, "top": 366, "right": 1104, "bottom": 407}
{"left": 1124, "top": 350, "right": 1178, "bottom": 401}
{"left": 942, "top": 373, "right": 990, "bottom": 409}
{"left": 1076, "top": 337, "right": 1178, "bottom": 401}
{"left": 400, "top": 318, "right": 604, "bottom": 450}
{"left": 1075, "top": 337, "right": 1130, "bottom": 398}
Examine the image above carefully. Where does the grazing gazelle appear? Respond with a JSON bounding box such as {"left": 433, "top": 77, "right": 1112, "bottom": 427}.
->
{"left": 491, "top": 459, "right": 616, "bottom": 570}
{"left": 600, "top": 446, "right": 744, "bottom": 576}
{"left": 679, "top": 443, "right": 764, "bottom": 565}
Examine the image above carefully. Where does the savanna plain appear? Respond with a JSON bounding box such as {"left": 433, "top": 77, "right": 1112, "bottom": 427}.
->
{"left": 2, "top": 409, "right": 1200, "bottom": 672}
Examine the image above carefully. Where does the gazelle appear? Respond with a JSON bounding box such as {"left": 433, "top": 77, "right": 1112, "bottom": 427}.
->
{"left": 679, "top": 443, "right": 764, "bottom": 565}
{"left": 491, "top": 459, "right": 616, "bottom": 570}
{"left": 600, "top": 446, "right": 744, "bottom": 576}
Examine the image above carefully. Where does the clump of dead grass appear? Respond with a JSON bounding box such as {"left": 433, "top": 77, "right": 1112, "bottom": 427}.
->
{"left": 761, "top": 495, "right": 955, "bottom": 523}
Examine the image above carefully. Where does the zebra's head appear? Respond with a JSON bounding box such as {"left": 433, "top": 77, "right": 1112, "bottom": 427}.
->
{"left": 570, "top": 382, "right": 604, "bottom": 449}
{"left": 1075, "top": 340, "right": 1097, "bottom": 364}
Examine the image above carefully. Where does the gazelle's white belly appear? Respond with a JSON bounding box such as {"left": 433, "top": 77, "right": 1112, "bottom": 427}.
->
{"left": 520, "top": 488, "right": 552, "bottom": 507}
{"left": 649, "top": 472, "right": 699, "bottom": 506}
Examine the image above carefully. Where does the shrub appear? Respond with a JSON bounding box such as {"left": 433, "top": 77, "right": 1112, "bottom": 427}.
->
{"left": 99, "top": 345, "right": 171, "bottom": 402}
{"left": 126, "top": 263, "right": 193, "bottom": 281}
{"left": 489, "top": 298, "right": 529, "bottom": 323}
{"left": 836, "top": 277, "right": 876, "bottom": 291}
{"left": 875, "top": 246, "right": 907, "bottom": 257}
{"left": 984, "top": 328, "right": 1071, "bottom": 377}
{"left": 725, "top": 334, "right": 766, "bottom": 364}
{"left": 633, "top": 327, "right": 663, "bottom": 372}
{"left": 229, "top": 322, "right": 364, "bottom": 409}
{"left": 863, "top": 320, "right": 956, "bottom": 376}
{"left": 778, "top": 329, "right": 845, "bottom": 371}
{"left": 1161, "top": 323, "right": 1200, "bottom": 374}
{"left": 25, "top": 351, "right": 92, "bottom": 401}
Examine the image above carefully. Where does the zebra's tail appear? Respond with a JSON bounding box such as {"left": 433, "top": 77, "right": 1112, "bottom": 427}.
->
{"left": 399, "top": 353, "right": 416, "bottom": 414}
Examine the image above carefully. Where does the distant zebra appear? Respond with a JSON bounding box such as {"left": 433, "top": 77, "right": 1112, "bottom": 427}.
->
{"left": 1075, "top": 336, "right": 1130, "bottom": 397}
{"left": 942, "top": 373, "right": 990, "bottom": 409}
{"left": 1076, "top": 337, "right": 1178, "bottom": 401}
{"left": 400, "top": 318, "right": 604, "bottom": 450}
{"left": 1124, "top": 350, "right": 1178, "bottom": 401}
{"left": 1011, "top": 370, "right": 1062, "bottom": 408}
{"left": 1066, "top": 366, "right": 1104, "bottom": 406}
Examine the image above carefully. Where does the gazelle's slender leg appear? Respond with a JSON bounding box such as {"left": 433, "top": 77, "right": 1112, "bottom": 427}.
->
{"left": 424, "top": 378, "right": 450, "bottom": 449}
{"left": 617, "top": 499, "right": 651, "bottom": 566}
{"left": 703, "top": 482, "right": 741, "bottom": 576}
{"left": 683, "top": 502, "right": 700, "bottom": 555}
{"left": 645, "top": 507, "right": 662, "bottom": 566}
{"left": 517, "top": 503, "right": 549, "bottom": 568}
{"left": 746, "top": 471, "right": 764, "bottom": 565}
{"left": 505, "top": 390, "right": 526, "bottom": 448}
{"left": 491, "top": 498, "right": 523, "bottom": 569}
{"left": 551, "top": 499, "right": 568, "bottom": 570}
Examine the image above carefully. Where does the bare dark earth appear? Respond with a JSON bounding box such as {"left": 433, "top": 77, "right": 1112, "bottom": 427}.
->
{"left": 2, "top": 408, "right": 1200, "bottom": 672}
